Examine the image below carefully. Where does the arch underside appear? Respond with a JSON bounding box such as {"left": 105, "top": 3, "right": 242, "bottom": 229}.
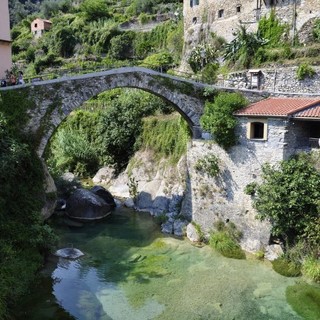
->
{"left": 35, "top": 71, "right": 204, "bottom": 156}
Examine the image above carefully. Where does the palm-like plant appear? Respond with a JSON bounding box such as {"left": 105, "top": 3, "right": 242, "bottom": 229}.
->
{"left": 224, "top": 25, "right": 268, "bottom": 69}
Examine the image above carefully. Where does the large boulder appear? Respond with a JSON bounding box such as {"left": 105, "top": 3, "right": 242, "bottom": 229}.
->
{"left": 91, "top": 185, "right": 116, "bottom": 208}
{"left": 92, "top": 167, "right": 115, "bottom": 185}
{"left": 66, "top": 188, "right": 112, "bottom": 220}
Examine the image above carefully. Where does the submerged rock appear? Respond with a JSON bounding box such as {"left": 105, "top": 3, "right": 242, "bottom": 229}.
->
{"left": 161, "top": 221, "right": 173, "bottom": 234}
{"left": 91, "top": 185, "right": 116, "bottom": 208}
{"left": 54, "top": 247, "right": 85, "bottom": 259}
{"left": 66, "top": 188, "right": 113, "bottom": 220}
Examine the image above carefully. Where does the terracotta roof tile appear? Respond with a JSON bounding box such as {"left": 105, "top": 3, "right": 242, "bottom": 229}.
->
{"left": 235, "top": 97, "right": 320, "bottom": 118}
{"left": 294, "top": 104, "right": 320, "bottom": 118}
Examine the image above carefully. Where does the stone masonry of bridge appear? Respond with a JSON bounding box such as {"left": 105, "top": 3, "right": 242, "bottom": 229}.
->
{"left": 0, "top": 67, "right": 269, "bottom": 156}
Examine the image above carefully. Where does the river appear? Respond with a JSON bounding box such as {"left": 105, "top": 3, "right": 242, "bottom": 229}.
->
{"left": 15, "top": 207, "right": 302, "bottom": 320}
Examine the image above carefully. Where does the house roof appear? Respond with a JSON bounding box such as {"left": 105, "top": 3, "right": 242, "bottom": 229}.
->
{"left": 32, "top": 18, "right": 52, "bottom": 24}
{"left": 235, "top": 97, "right": 320, "bottom": 119}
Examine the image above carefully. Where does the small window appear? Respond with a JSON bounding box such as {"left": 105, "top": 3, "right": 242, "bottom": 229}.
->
{"left": 35, "top": 23, "right": 38, "bottom": 28}
{"left": 251, "top": 122, "right": 264, "bottom": 139}
{"left": 236, "top": 6, "right": 241, "bottom": 13}
{"left": 192, "top": 17, "right": 197, "bottom": 24}
{"left": 218, "top": 9, "right": 224, "bottom": 18}
{"left": 248, "top": 120, "right": 267, "bottom": 140}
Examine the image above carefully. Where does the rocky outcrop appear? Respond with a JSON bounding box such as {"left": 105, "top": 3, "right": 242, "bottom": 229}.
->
{"left": 183, "top": 140, "right": 271, "bottom": 252}
{"left": 105, "top": 150, "right": 189, "bottom": 237}
{"left": 92, "top": 167, "right": 116, "bottom": 185}
{"left": 66, "top": 188, "right": 113, "bottom": 220}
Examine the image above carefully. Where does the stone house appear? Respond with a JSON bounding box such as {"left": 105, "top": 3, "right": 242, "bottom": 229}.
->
{"left": 183, "top": 0, "right": 320, "bottom": 46}
{"left": 235, "top": 97, "right": 320, "bottom": 162}
{"left": 31, "top": 18, "right": 52, "bottom": 39}
{"left": 0, "top": 0, "right": 12, "bottom": 79}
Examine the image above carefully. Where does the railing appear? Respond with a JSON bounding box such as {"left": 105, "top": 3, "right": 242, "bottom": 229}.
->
{"left": 19, "top": 63, "right": 198, "bottom": 85}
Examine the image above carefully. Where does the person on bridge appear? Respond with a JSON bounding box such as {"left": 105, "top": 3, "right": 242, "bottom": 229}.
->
{"left": 18, "top": 71, "right": 24, "bottom": 85}
{"left": 9, "top": 72, "right": 16, "bottom": 86}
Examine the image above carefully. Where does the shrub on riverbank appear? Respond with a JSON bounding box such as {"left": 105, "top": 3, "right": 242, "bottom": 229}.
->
{"left": 302, "top": 257, "right": 320, "bottom": 283}
{"left": 209, "top": 220, "right": 245, "bottom": 259}
{"left": 271, "top": 257, "right": 301, "bottom": 277}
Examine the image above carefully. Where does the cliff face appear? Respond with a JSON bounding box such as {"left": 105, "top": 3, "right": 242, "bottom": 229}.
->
{"left": 107, "top": 140, "right": 275, "bottom": 253}
{"left": 182, "top": 140, "right": 271, "bottom": 252}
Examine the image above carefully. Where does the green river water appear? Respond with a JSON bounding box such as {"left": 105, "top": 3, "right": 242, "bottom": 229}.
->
{"left": 15, "top": 207, "right": 305, "bottom": 320}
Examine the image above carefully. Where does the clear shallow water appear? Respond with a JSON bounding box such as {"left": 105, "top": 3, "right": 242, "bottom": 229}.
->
{"left": 16, "top": 208, "right": 302, "bottom": 320}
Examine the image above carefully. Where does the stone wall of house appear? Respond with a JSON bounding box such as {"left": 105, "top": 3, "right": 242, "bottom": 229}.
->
{"left": 181, "top": 118, "right": 293, "bottom": 252}
{"left": 284, "top": 121, "right": 312, "bottom": 158}
{"left": 218, "top": 66, "right": 320, "bottom": 94}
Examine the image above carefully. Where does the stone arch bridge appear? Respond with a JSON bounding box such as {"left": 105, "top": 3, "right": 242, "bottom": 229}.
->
{"left": 0, "top": 67, "right": 268, "bottom": 156}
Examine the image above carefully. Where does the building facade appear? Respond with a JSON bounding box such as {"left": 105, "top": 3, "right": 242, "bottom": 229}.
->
{"left": 31, "top": 18, "right": 52, "bottom": 39}
{"left": 183, "top": 0, "right": 320, "bottom": 43}
{"left": 0, "top": 0, "right": 12, "bottom": 79}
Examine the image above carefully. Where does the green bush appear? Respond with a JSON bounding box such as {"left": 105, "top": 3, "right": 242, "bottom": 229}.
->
{"left": 302, "top": 257, "right": 320, "bottom": 283}
{"left": 313, "top": 18, "right": 320, "bottom": 42}
{"left": 140, "top": 51, "right": 173, "bottom": 71}
{"left": 209, "top": 220, "right": 245, "bottom": 259}
{"left": 254, "top": 154, "right": 320, "bottom": 244}
{"left": 296, "top": 63, "right": 316, "bottom": 80}
{"left": 188, "top": 44, "right": 218, "bottom": 73}
{"left": 195, "top": 154, "right": 220, "bottom": 177}
{"left": 209, "top": 231, "right": 245, "bottom": 259}
{"left": 286, "top": 283, "right": 320, "bottom": 319}
{"left": 272, "top": 257, "right": 302, "bottom": 277}
{"left": 200, "top": 92, "right": 248, "bottom": 149}
{"left": 200, "top": 62, "right": 219, "bottom": 84}
{"left": 244, "top": 182, "right": 258, "bottom": 196}
{"left": 258, "top": 9, "right": 288, "bottom": 48}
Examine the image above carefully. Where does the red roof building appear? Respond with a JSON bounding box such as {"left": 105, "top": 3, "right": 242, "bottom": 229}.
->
{"left": 235, "top": 97, "right": 320, "bottom": 119}
{"left": 234, "top": 97, "right": 320, "bottom": 149}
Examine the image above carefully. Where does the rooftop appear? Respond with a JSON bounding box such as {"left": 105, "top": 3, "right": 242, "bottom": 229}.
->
{"left": 235, "top": 97, "right": 320, "bottom": 119}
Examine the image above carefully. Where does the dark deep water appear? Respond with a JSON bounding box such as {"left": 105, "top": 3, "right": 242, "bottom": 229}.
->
{"left": 14, "top": 207, "right": 301, "bottom": 320}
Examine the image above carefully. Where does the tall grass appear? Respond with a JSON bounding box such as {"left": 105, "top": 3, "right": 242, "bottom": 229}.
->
{"left": 136, "top": 113, "right": 191, "bottom": 164}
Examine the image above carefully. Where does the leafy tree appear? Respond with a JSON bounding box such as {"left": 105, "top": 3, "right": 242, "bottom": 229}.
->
{"left": 140, "top": 51, "right": 173, "bottom": 71}
{"left": 40, "top": 0, "right": 72, "bottom": 18}
{"left": 47, "top": 89, "right": 173, "bottom": 175}
{"left": 80, "top": 0, "right": 110, "bottom": 21}
{"left": 109, "top": 32, "right": 135, "bottom": 60}
{"left": 0, "top": 111, "right": 56, "bottom": 318}
{"left": 254, "top": 154, "right": 320, "bottom": 245}
{"left": 200, "top": 92, "right": 248, "bottom": 149}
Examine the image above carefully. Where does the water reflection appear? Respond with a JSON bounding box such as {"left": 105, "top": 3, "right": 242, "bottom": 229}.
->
{"left": 15, "top": 208, "right": 301, "bottom": 320}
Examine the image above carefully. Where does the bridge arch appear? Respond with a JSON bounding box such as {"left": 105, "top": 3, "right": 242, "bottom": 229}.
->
{"left": 20, "top": 67, "right": 207, "bottom": 156}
